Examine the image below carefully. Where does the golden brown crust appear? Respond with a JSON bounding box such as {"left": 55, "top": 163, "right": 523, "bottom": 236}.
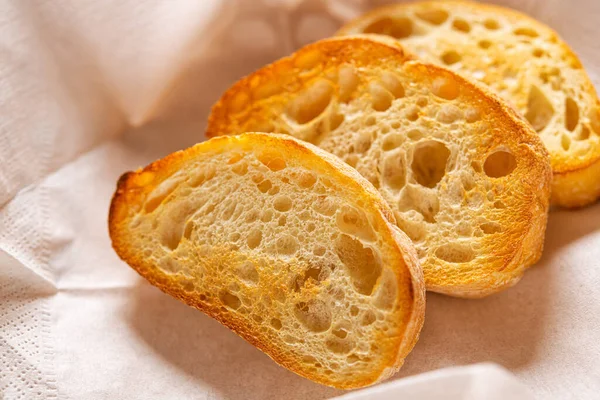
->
{"left": 205, "top": 36, "right": 552, "bottom": 298}
{"left": 109, "top": 133, "right": 425, "bottom": 389}
{"left": 337, "top": 1, "right": 600, "bottom": 208}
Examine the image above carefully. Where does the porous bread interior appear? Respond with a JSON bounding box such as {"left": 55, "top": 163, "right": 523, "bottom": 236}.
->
{"left": 109, "top": 134, "right": 423, "bottom": 388}
{"left": 337, "top": 1, "right": 600, "bottom": 207}
{"left": 207, "top": 37, "right": 551, "bottom": 297}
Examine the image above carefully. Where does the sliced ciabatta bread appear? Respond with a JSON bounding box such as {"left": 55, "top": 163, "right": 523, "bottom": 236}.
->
{"left": 337, "top": 1, "right": 600, "bottom": 208}
{"left": 207, "top": 36, "right": 552, "bottom": 298}
{"left": 109, "top": 133, "right": 425, "bottom": 389}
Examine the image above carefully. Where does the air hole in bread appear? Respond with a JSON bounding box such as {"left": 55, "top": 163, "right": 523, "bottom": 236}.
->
{"left": 452, "top": 18, "right": 471, "bottom": 32}
{"left": 354, "top": 131, "right": 373, "bottom": 153}
{"left": 416, "top": 9, "right": 449, "bottom": 25}
{"left": 294, "top": 49, "right": 323, "bottom": 70}
{"left": 278, "top": 215, "right": 287, "bottom": 226}
{"left": 350, "top": 305, "right": 359, "bottom": 316}
{"left": 253, "top": 79, "right": 281, "bottom": 100}
{"left": 345, "top": 154, "right": 359, "bottom": 168}
{"left": 286, "top": 80, "right": 333, "bottom": 124}
{"left": 465, "top": 107, "right": 481, "bottom": 123}
{"left": 270, "top": 318, "right": 283, "bottom": 330}
{"left": 478, "top": 40, "right": 492, "bottom": 49}
{"left": 326, "top": 337, "right": 355, "bottom": 354}
{"left": 223, "top": 201, "right": 239, "bottom": 221}
{"left": 219, "top": 290, "right": 242, "bottom": 310}
{"left": 435, "top": 243, "right": 475, "bottom": 263}
{"left": 383, "top": 151, "right": 407, "bottom": 191}
{"left": 247, "top": 229, "right": 262, "bottom": 249}
{"left": 183, "top": 221, "right": 194, "bottom": 240}
{"left": 332, "top": 326, "right": 349, "bottom": 339}
{"left": 268, "top": 186, "right": 280, "bottom": 196}
{"left": 296, "top": 171, "right": 317, "bottom": 189}
{"left": 577, "top": 125, "right": 591, "bottom": 141}
{"left": 257, "top": 180, "right": 272, "bottom": 193}
{"left": 338, "top": 64, "right": 359, "bottom": 103}
{"left": 363, "top": 17, "right": 413, "bottom": 39}
{"left": 335, "top": 234, "right": 382, "bottom": 295}
{"left": 227, "top": 153, "right": 243, "bottom": 164}
{"left": 396, "top": 216, "right": 426, "bottom": 242}
{"left": 432, "top": 77, "right": 459, "bottom": 100}
{"left": 483, "top": 19, "right": 500, "bottom": 30}
{"left": 231, "top": 161, "right": 248, "bottom": 176}
{"left": 336, "top": 205, "right": 376, "bottom": 242}
{"left": 462, "top": 173, "right": 475, "bottom": 191}
{"left": 494, "top": 200, "right": 506, "bottom": 209}
{"left": 294, "top": 300, "right": 331, "bottom": 332}
{"left": 525, "top": 85, "right": 554, "bottom": 132}
{"left": 236, "top": 261, "right": 259, "bottom": 284}
{"left": 480, "top": 222, "right": 502, "bottom": 234}
{"left": 275, "top": 235, "right": 298, "bottom": 256}
{"left": 361, "top": 310, "right": 376, "bottom": 326}
{"left": 344, "top": 354, "right": 361, "bottom": 366}
{"left": 398, "top": 186, "right": 440, "bottom": 223}
{"left": 313, "top": 245, "right": 326, "bottom": 256}
{"left": 514, "top": 27, "right": 538, "bottom": 38}
{"left": 441, "top": 50, "right": 462, "bottom": 66}
{"left": 382, "top": 134, "right": 404, "bottom": 151}
{"left": 365, "top": 116, "right": 376, "bottom": 126}
{"left": 245, "top": 209, "right": 259, "bottom": 224}
{"left": 565, "top": 97, "right": 579, "bottom": 131}
{"left": 258, "top": 151, "right": 287, "bottom": 171}
{"left": 252, "top": 314, "right": 263, "bottom": 324}
{"left": 591, "top": 109, "right": 600, "bottom": 134}
{"left": 374, "top": 268, "right": 398, "bottom": 310}
{"left": 407, "top": 129, "right": 423, "bottom": 141}
{"left": 411, "top": 141, "right": 450, "bottom": 188}
{"left": 330, "top": 113, "right": 345, "bottom": 131}
{"left": 182, "top": 281, "right": 195, "bottom": 292}
{"left": 402, "top": 105, "right": 418, "bottom": 122}
{"left": 484, "top": 150, "right": 517, "bottom": 178}
{"left": 273, "top": 195, "right": 293, "bottom": 212}
{"left": 437, "top": 104, "right": 463, "bottom": 123}
{"left": 370, "top": 82, "right": 394, "bottom": 112}
{"left": 379, "top": 72, "right": 405, "bottom": 98}
{"left": 298, "top": 211, "right": 310, "bottom": 221}
{"left": 293, "top": 264, "right": 325, "bottom": 292}
{"left": 532, "top": 48, "right": 544, "bottom": 58}
{"left": 144, "top": 178, "right": 180, "bottom": 213}
{"left": 260, "top": 209, "right": 273, "bottom": 223}
{"left": 313, "top": 196, "right": 337, "bottom": 216}
{"left": 561, "top": 134, "right": 571, "bottom": 151}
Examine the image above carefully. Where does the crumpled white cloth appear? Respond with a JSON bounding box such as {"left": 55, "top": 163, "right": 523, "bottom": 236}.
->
{"left": 0, "top": 0, "right": 599, "bottom": 399}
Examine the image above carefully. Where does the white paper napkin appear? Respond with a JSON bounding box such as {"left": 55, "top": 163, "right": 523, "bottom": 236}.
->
{"left": 1, "top": 0, "right": 599, "bottom": 399}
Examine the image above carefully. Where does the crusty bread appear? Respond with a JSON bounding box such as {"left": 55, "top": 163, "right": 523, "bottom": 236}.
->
{"left": 337, "top": 1, "right": 600, "bottom": 208}
{"left": 109, "top": 133, "right": 425, "bottom": 389}
{"left": 206, "top": 36, "right": 552, "bottom": 298}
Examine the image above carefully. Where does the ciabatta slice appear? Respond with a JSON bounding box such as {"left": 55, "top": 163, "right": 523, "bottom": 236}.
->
{"left": 109, "top": 133, "right": 425, "bottom": 389}
{"left": 338, "top": 1, "right": 600, "bottom": 208}
{"left": 207, "top": 36, "right": 552, "bottom": 298}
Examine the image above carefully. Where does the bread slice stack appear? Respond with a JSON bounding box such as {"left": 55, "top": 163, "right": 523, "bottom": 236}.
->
{"left": 109, "top": 133, "right": 425, "bottom": 389}
{"left": 108, "top": 1, "right": 600, "bottom": 390}
{"left": 207, "top": 35, "right": 551, "bottom": 298}
{"left": 337, "top": 0, "right": 600, "bottom": 208}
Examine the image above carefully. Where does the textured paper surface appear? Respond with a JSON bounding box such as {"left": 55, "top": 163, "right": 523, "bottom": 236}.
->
{"left": 1, "top": 0, "right": 599, "bottom": 399}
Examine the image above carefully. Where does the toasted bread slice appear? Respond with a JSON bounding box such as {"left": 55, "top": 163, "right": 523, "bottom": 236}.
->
{"left": 337, "top": 1, "right": 600, "bottom": 208}
{"left": 109, "top": 133, "right": 425, "bottom": 389}
{"left": 207, "top": 36, "right": 552, "bottom": 298}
